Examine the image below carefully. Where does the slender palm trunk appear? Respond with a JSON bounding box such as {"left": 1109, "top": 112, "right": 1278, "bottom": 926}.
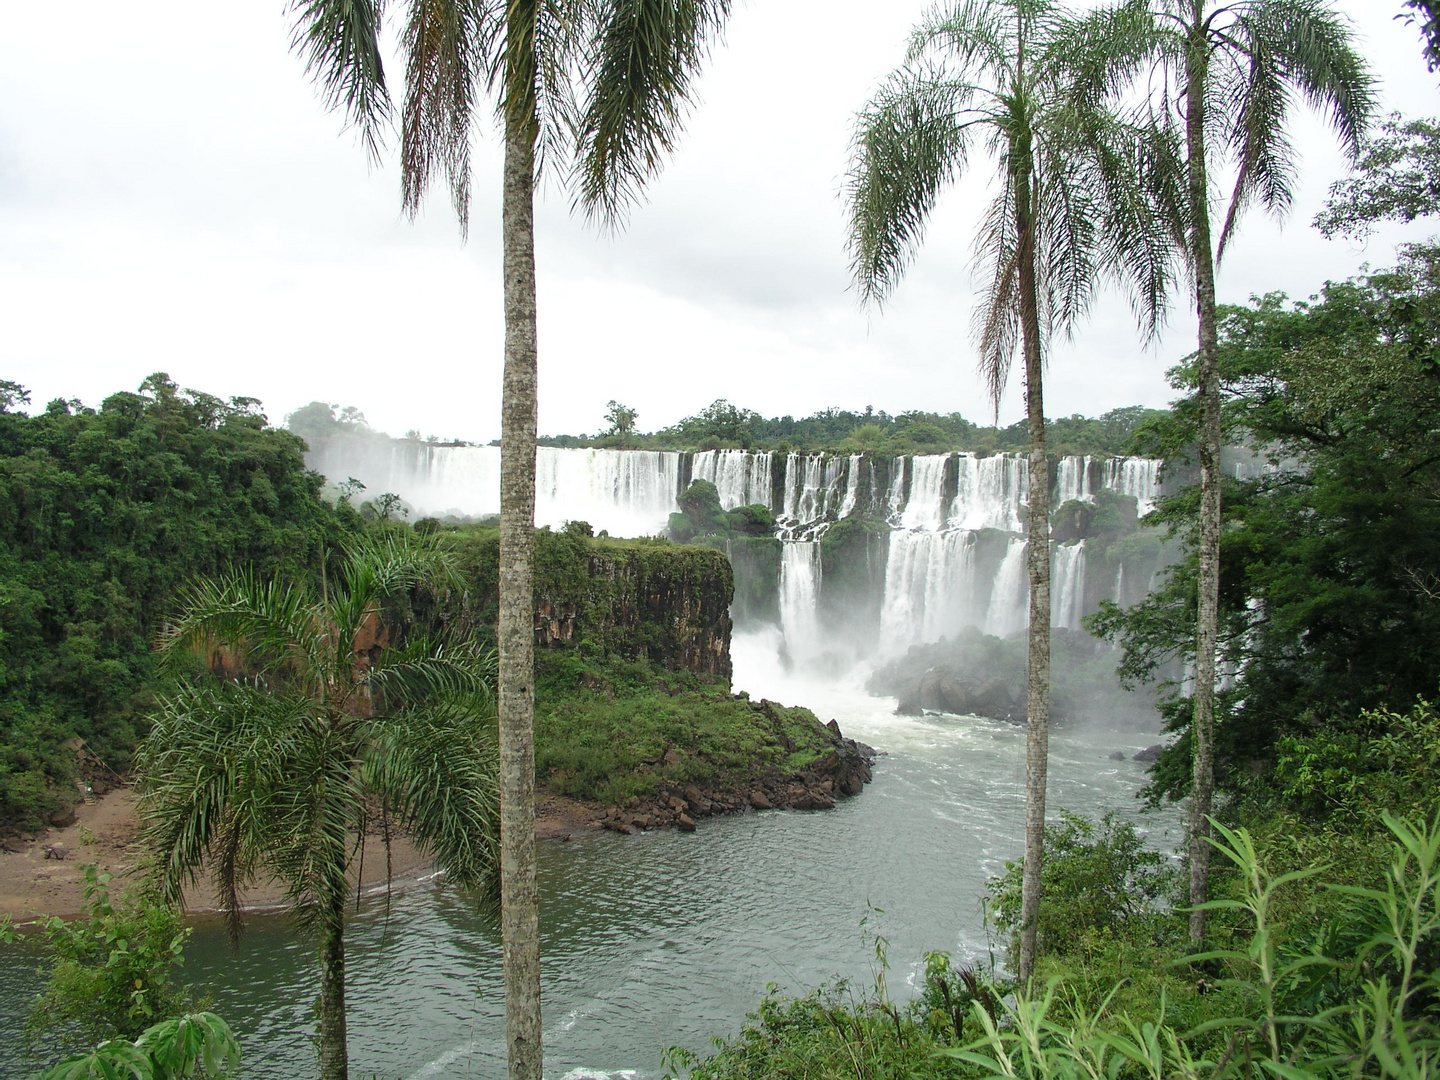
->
{"left": 1185, "top": 31, "right": 1220, "bottom": 944}
{"left": 317, "top": 900, "right": 348, "bottom": 1080}
{"left": 498, "top": 25, "right": 543, "bottom": 1080}
{"left": 1014, "top": 144, "right": 1051, "bottom": 984}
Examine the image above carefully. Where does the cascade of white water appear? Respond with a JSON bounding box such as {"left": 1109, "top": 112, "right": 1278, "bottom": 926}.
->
{"left": 1056, "top": 455, "right": 1093, "bottom": 504}
{"left": 950, "top": 453, "right": 1027, "bottom": 532}
{"left": 303, "top": 439, "right": 1170, "bottom": 668}
{"left": 781, "top": 454, "right": 822, "bottom": 523}
{"left": 1052, "top": 541, "right": 1087, "bottom": 631}
{"left": 897, "top": 455, "right": 950, "bottom": 530}
{"left": 1103, "top": 457, "right": 1162, "bottom": 516}
{"left": 307, "top": 440, "right": 689, "bottom": 536}
{"left": 984, "top": 537, "right": 1029, "bottom": 639}
{"left": 878, "top": 529, "right": 982, "bottom": 652}
{"left": 884, "top": 457, "right": 908, "bottom": 523}
{"left": 778, "top": 454, "right": 865, "bottom": 536}
{"left": 534, "top": 447, "right": 681, "bottom": 536}
{"left": 413, "top": 443, "right": 501, "bottom": 516}
{"left": 690, "top": 449, "right": 774, "bottom": 509}
{"left": 779, "top": 541, "right": 824, "bottom": 669}
{"left": 836, "top": 454, "right": 864, "bottom": 520}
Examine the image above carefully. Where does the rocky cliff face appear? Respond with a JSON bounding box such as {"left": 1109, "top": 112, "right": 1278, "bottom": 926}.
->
{"left": 450, "top": 527, "right": 734, "bottom": 680}
{"left": 535, "top": 543, "right": 733, "bottom": 679}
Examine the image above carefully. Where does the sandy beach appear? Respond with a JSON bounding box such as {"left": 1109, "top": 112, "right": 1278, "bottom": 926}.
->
{"left": 0, "top": 787, "right": 602, "bottom": 922}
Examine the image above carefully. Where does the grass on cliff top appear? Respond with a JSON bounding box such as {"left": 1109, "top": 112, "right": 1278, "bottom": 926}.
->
{"left": 535, "top": 652, "right": 833, "bottom": 806}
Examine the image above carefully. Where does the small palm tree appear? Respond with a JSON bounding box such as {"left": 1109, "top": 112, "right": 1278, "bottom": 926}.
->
{"left": 290, "top": 5, "right": 732, "bottom": 1076}
{"left": 848, "top": 0, "right": 1173, "bottom": 981}
{"left": 1074, "top": 0, "right": 1373, "bottom": 941}
{"left": 135, "top": 532, "right": 498, "bottom": 1080}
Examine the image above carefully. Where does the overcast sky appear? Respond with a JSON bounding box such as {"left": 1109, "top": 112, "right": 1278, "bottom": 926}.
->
{"left": 2, "top": 1, "right": 1435, "bottom": 442}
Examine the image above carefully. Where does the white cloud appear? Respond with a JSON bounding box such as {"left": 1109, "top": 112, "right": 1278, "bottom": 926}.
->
{"left": 2, "top": 1, "right": 1433, "bottom": 441}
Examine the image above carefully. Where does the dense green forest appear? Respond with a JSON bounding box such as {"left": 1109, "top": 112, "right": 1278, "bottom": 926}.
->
{"left": 0, "top": 391, "right": 853, "bottom": 834}
{"left": 292, "top": 392, "right": 1168, "bottom": 459}
{"left": 1093, "top": 241, "right": 1440, "bottom": 805}
{"left": 0, "top": 376, "right": 357, "bottom": 829}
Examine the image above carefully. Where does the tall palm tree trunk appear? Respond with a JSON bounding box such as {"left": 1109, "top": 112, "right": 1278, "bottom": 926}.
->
{"left": 1185, "top": 33, "right": 1220, "bottom": 945}
{"left": 317, "top": 900, "right": 349, "bottom": 1080}
{"left": 499, "top": 36, "right": 544, "bottom": 1080}
{"left": 1015, "top": 155, "right": 1051, "bottom": 984}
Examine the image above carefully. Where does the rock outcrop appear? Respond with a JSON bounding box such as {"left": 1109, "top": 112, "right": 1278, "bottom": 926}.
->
{"left": 590, "top": 706, "right": 876, "bottom": 834}
{"left": 534, "top": 545, "right": 733, "bottom": 679}
{"left": 455, "top": 529, "right": 734, "bottom": 679}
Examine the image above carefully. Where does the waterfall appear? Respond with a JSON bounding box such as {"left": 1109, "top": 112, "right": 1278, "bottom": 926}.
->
{"left": 879, "top": 529, "right": 981, "bottom": 652}
{"left": 781, "top": 454, "right": 825, "bottom": 525}
{"left": 303, "top": 439, "right": 1171, "bottom": 670}
{"left": 534, "top": 448, "right": 682, "bottom": 536}
{"left": 950, "top": 453, "right": 1027, "bottom": 532}
{"left": 1052, "top": 541, "right": 1087, "bottom": 631}
{"left": 884, "top": 457, "right": 908, "bottom": 524}
{"left": 690, "top": 449, "right": 774, "bottom": 510}
{"left": 1103, "top": 457, "right": 1162, "bottom": 516}
{"left": 896, "top": 455, "right": 950, "bottom": 530}
{"left": 779, "top": 541, "right": 824, "bottom": 669}
{"left": 1056, "top": 455, "right": 1092, "bottom": 505}
{"left": 304, "top": 439, "right": 685, "bottom": 536}
{"left": 836, "top": 454, "right": 864, "bottom": 520}
{"left": 984, "top": 538, "right": 1028, "bottom": 639}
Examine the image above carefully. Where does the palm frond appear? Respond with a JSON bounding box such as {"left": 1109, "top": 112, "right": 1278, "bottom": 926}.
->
{"left": 847, "top": 67, "right": 977, "bottom": 307}
{"left": 289, "top": 0, "right": 393, "bottom": 161}
{"left": 136, "top": 684, "right": 317, "bottom": 916}
{"left": 1216, "top": 14, "right": 1297, "bottom": 257}
{"left": 972, "top": 175, "right": 1022, "bottom": 410}
{"left": 1258, "top": 0, "right": 1375, "bottom": 158}
{"left": 1052, "top": 0, "right": 1161, "bottom": 104}
{"left": 331, "top": 531, "right": 463, "bottom": 646}
{"left": 573, "top": 0, "right": 731, "bottom": 227}
{"left": 267, "top": 716, "right": 367, "bottom": 931}
{"left": 159, "top": 569, "right": 323, "bottom": 688}
{"left": 365, "top": 638, "right": 498, "bottom": 707}
{"left": 1033, "top": 133, "right": 1102, "bottom": 339}
{"left": 1082, "top": 113, "right": 1184, "bottom": 339}
{"left": 366, "top": 699, "right": 501, "bottom": 894}
{"left": 400, "top": 0, "right": 503, "bottom": 233}
{"left": 909, "top": 0, "right": 1011, "bottom": 89}
{"left": 500, "top": 0, "right": 542, "bottom": 139}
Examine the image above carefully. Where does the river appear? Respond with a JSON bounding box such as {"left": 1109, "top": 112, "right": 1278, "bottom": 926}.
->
{"left": 0, "top": 631, "right": 1173, "bottom": 1079}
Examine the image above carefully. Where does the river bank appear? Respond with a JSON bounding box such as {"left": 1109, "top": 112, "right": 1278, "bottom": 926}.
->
{"left": 0, "top": 721, "right": 875, "bottom": 922}
{"left": 0, "top": 788, "right": 602, "bottom": 922}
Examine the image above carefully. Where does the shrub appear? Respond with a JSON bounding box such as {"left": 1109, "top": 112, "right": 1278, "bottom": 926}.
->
{"left": 988, "top": 810, "right": 1180, "bottom": 960}
{"left": 28, "top": 865, "right": 194, "bottom": 1050}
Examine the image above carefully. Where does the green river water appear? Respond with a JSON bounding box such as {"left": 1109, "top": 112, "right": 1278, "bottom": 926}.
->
{"left": 0, "top": 633, "right": 1173, "bottom": 1078}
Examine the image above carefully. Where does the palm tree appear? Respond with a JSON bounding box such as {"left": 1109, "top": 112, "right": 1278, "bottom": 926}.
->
{"left": 1075, "top": 0, "right": 1373, "bottom": 942}
{"left": 135, "top": 533, "right": 498, "bottom": 1080}
{"left": 289, "top": 4, "right": 731, "bottom": 1076}
{"left": 847, "top": 0, "right": 1173, "bottom": 981}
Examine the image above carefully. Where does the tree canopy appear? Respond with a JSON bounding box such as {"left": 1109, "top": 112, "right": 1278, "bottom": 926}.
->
{"left": 0, "top": 375, "right": 355, "bottom": 829}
